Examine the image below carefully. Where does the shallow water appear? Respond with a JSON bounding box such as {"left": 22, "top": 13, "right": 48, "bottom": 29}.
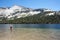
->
{"left": 0, "top": 24, "right": 60, "bottom": 40}
{"left": 0, "top": 28, "right": 60, "bottom": 40}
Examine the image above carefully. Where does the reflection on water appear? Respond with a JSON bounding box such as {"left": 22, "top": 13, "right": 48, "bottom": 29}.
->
{"left": 0, "top": 24, "right": 60, "bottom": 40}
{"left": 12, "top": 24, "right": 60, "bottom": 29}
{"left": 0, "top": 24, "right": 60, "bottom": 29}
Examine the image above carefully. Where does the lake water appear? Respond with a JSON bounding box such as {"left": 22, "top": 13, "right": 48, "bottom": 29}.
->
{"left": 0, "top": 24, "right": 60, "bottom": 40}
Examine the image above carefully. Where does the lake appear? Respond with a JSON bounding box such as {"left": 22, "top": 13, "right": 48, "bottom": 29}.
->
{"left": 0, "top": 24, "right": 60, "bottom": 40}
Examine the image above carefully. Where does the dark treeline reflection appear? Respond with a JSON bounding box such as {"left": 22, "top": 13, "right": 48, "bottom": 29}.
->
{"left": 0, "top": 24, "right": 60, "bottom": 29}
{"left": 12, "top": 24, "right": 60, "bottom": 29}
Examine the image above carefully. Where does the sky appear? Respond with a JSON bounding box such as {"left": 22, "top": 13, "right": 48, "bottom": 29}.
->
{"left": 0, "top": 0, "right": 60, "bottom": 11}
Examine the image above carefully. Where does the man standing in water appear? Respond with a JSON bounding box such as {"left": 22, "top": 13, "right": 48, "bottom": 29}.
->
{"left": 10, "top": 25, "right": 13, "bottom": 32}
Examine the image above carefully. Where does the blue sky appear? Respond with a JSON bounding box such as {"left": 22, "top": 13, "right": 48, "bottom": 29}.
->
{"left": 0, "top": 0, "right": 60, "bottom": 10}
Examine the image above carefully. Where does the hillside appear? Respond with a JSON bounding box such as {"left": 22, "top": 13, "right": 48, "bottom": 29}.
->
{"left": 0, "top": 12, "right": 60, "bottom": 24}
{"left": 0, "top": 5, "right": 60, "bottom": 24}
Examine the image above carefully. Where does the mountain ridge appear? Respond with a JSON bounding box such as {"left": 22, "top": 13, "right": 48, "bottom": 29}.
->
{"left": 0, "top": 5, "right": 59, "bottom": 20}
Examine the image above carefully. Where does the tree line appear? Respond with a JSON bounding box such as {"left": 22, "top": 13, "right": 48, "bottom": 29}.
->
{"left": 0, "top": 13, "right": 60, "bottom": 24}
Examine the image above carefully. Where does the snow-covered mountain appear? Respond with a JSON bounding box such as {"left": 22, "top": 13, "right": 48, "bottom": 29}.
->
{"left": 0, "top": 5, "right": 41, "bottom": 19}
{"left": 4, "top": 5, "right": 32, "bottom": 16}
{"left": 0, "top": 5, "right": 56, "bottom": 20}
